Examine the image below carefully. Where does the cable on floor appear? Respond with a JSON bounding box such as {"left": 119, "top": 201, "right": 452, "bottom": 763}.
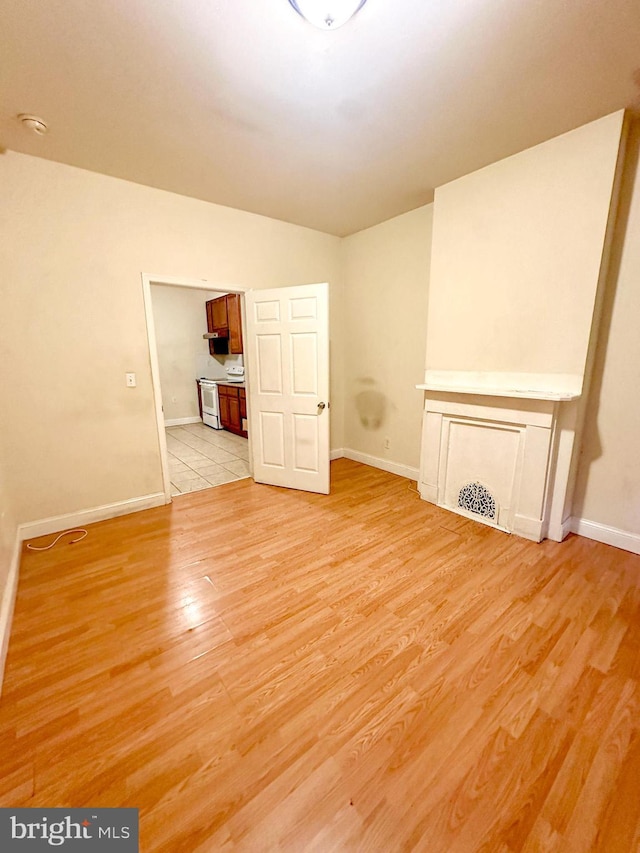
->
{"left": 26, "top": 529, "right": 88, "bottom": 551}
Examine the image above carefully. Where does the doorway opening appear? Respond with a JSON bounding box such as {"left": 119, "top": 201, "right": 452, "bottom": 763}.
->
{"left": 141, "top": 274, "right": 251, "bottom": 503}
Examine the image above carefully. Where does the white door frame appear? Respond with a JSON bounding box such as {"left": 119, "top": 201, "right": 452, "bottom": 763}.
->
{"left": 141, "top": 273, "right": 250, "bottom": 503}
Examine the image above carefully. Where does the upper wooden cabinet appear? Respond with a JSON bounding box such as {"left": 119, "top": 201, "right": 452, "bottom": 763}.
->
{"left": 205, "top": 294, "right": 243, "bottom": 355}
{"left": 210, "top": 297, "right": 228, "bottom": 334}
{"left": 226, "top": 294, "right": 243, "bottom": 354}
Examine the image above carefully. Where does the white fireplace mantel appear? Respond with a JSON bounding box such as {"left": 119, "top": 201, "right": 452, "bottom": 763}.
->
{"left": 416, "top": 374, "right": 582, "bottom": 543}
{"left": 417, "top": 370, "right": 582, "bottom": 401}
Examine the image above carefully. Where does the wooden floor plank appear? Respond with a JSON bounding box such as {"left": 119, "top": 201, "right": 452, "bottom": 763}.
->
{"left": 1, "top": 458, "right": 639, "bottom": 851}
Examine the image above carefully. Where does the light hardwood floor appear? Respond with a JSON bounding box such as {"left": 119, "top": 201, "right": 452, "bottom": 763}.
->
{"left": 1, "top": 459, "right": 639, "bottom": 852}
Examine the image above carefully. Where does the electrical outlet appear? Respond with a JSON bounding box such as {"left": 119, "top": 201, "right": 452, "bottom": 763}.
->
{"left": 125, "top": 372, "right": 136, "bottom": 387}
{"left": 384, "top": 437, "right": 390, "bottom": 450}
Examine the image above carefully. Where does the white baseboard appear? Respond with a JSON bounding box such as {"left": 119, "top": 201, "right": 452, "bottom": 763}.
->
{"left": 164, "top": 417, "right": 201, "bottom": 427}
{"left": 570, "top": 517, "right": 640, "bottom": 555}
{"left": 18, "top": 492, "right": 167, "bottom": 542}
{"left": 342, "top": 448, "right": 419, "bottom": 482}
{"left": 330, "top": 448, "right": 344, "bottom": 461}
{"left": 0, "top": 531, "right": 21, "bottom": 695}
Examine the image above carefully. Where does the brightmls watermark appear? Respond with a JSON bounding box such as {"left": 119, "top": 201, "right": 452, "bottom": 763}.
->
{"left": 0, "top": 809, "right": 138, "bottom": 850}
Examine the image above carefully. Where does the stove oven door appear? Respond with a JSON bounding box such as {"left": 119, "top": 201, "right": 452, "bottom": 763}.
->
{"left": 200, "top": 382, "right": 222, "bottom": 429}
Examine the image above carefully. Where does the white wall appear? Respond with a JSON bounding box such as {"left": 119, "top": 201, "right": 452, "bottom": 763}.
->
{"left": 342, "top": 206, "right": 433, "bottom": 473}
{"left": 425, "top": 111, "right": 625, "bottom": 384}
{"left": 151, "top": 286, "right": 220, "bottom": 422}
{"left": 573, "top": 119, "right": 640, "bottom": 543}
{"left": 1, "top": 111, "right": 639, "bottom": 571}
{"left": 0, "top": 151, "right": 343, "bottom": 527}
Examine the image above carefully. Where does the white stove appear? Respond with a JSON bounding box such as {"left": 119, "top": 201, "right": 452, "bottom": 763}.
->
{"left": 199, "top": 366, "right": 245, "bottom": 429}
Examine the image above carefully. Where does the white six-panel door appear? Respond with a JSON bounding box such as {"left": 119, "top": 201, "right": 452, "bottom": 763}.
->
{"left": 245, "top": 283, "right": 330, "bottom": 494}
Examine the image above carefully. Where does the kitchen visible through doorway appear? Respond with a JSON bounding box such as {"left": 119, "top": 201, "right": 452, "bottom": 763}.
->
{"left": 165, "top": 423, "right": 249, "bottom": 495}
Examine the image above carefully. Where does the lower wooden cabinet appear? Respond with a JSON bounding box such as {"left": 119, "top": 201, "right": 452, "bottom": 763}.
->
{"left": 218, "top": 385, "right": 248, "bottom": 438}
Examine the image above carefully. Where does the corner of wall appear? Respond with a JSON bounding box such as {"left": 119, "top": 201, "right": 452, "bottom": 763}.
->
{"left": 0, "top": 530, "right": 21, "bottom": 696}
{"left": 571, "top": 116, "right": 640, "bottom": 538}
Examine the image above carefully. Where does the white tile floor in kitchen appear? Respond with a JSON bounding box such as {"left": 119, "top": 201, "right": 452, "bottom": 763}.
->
{"left": 166, "top": 422, "right": 250, "bottom": 496}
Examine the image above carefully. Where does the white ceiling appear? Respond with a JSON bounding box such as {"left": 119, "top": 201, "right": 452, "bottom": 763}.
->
{"left": 1, "top": 0, "right": 639, "bottom": 236}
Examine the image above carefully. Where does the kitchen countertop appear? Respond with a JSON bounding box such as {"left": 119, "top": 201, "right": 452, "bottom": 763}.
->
{"left": 216, "top": 381, "right": 246, "bottom": 389}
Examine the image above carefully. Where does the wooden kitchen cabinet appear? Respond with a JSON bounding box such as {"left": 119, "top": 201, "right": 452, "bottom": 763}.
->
{"left": 226, "top": 294, "right": 243, "bottom": 354}
{"left": 205, "top": 294, "right": 243, "bottom": 356}
{"left": 210, "top": 297, "right": 228, "bottom": 332}
{"left": 239, "top": 388, "right": 247, "bottom": 422}
{"left": 218, "top": 385, "right": 231, "bottom": 428}
{"left": 218, "top": 384, "right": 248, "bottom": 438}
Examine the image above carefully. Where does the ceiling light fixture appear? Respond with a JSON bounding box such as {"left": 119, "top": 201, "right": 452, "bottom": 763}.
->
{"left": 288, "top": 0, "right": 368, "bottom": 30}
{"left": 18, "top": 114, "right": 49, "bottom": 136}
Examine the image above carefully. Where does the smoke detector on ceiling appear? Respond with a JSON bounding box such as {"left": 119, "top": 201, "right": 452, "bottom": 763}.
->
{"left": 18, "top": 114, "right": 49, "bottom": 136}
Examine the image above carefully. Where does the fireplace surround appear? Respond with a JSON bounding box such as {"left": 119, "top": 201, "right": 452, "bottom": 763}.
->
{"left": 417, "top": 372, "right": 581, "bottom": 542}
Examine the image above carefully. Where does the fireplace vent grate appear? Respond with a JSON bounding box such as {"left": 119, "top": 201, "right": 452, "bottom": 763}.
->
{"left": 458, "top": 481, "right": 497, "bottom": 521}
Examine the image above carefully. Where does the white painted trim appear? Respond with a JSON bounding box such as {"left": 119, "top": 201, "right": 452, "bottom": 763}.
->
{"left": 142, "top": 274, "right": 249, "bottom": 293}
{"left": 547, "top": 516, "right": 573, "bottom": 543}
{"left": 141, "top": 273, "right": 252, "bottom": 504}
{"left": 343, "top": 448, "right": 419, "bottom": 482}
{"left": 513, "top": 514, "right": 544, "bottom": 543}
{"left": 18, "top": 492, "right": 166, "bottom": 541}
{"left": 142, "top": 274, "right": 173, "bottom": 503}
{"left": 330, "top": 448, "right": 344, "bottom": 461}
{"left": 419, "top": 483, "right": 438, "bottom": 503}
{"left": 165, "top": 417, "right": 202, "bottom": 427}
{"left": 0, "top": 531, "right": 21, "bottom": 695}
{"left": 570, "top": 517, "right": 640, "bottom": 555}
